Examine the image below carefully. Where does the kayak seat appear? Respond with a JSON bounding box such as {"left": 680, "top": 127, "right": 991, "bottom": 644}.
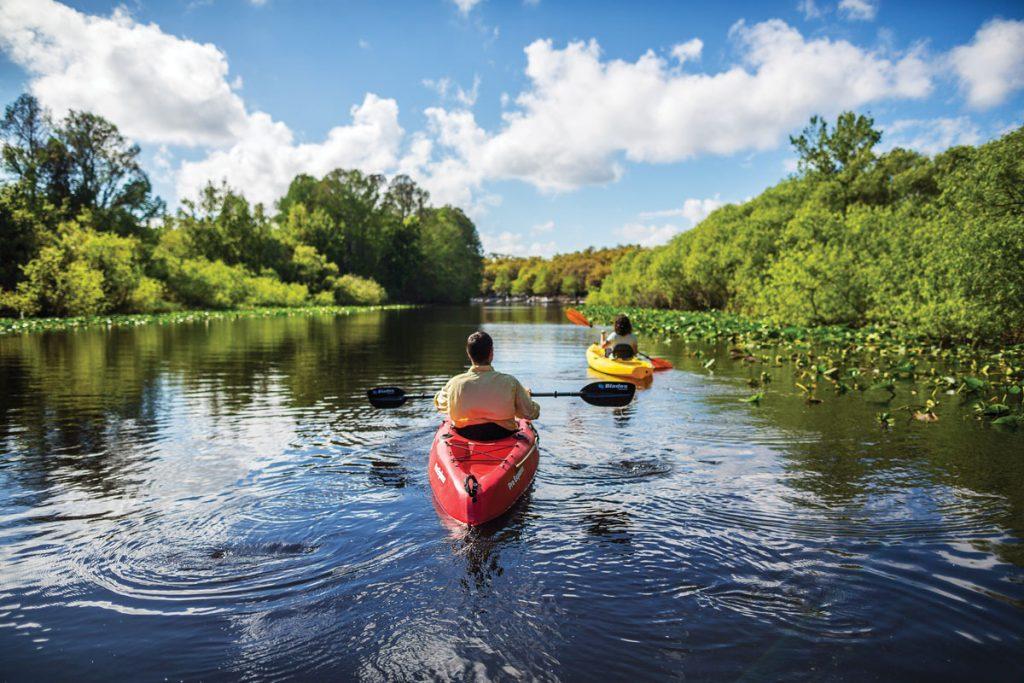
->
{"left": 607, "top": 343, "right": 636, "bottom": 360}
{"left": 454, "top": 422, "right": 518, "bottom": 442}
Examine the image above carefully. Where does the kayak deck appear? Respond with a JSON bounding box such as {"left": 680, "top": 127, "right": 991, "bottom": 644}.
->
{"left": 585, "top": 343, "right": 654, "bottom": 380}
{"left": 428, "top": 419, "right": 539, "bottom": 526}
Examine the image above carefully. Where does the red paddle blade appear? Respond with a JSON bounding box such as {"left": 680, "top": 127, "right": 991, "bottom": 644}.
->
{"left": 649, "top": 356, "right": 674, "bottom": 370}
{"left": 565, "top": 308, "right": 592, "bottom": 327}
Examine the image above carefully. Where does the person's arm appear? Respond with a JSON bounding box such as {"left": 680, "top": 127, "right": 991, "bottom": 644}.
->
{"left": 514, "top": 380, "right": 541, "bottom": 420}
{"left": 601, "top": 331, "right": 612, "bottom": 348}
{"left": 434, "top": 381, "right": 450, "bottom": 414}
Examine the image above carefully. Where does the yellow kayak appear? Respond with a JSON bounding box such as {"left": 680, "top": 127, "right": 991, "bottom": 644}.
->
{"left": 586, "top": 343, "right": 654, "bottom": 380}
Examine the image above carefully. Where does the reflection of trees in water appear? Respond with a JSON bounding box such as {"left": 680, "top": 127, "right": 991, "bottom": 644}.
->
{"left": 0, "top": 309, "right": 449, "bottom": 499}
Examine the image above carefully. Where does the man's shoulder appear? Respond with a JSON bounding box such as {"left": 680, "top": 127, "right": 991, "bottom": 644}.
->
{"left": 490, "top": 369, "right": 523, "bottom": 385}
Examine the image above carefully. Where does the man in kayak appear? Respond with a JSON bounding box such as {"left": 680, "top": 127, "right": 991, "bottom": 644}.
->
{"left": 434, "top": 330, "right": 540, "bottom": 441}
{"left": 600, "top": 314, "right": 639, "bottom": 359}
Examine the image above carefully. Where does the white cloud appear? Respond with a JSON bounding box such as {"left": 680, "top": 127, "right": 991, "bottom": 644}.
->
{"left": 405, "top": 20, "right": 932, "bottom": 196}
{"left": 8, "top": 0, "right": 1008, "bottom": 223}
{"left": 671, "top": 38, "right": 703, "bottom": 64}
{"left": 0, "top": 0, "right": 407, "bottom": 207}
{"left": 177, "top": 94, "right": 403, "bottom": 206}
{"left": 882, "top": 117, "right": 982, "bottom": 155}
{"left": 639, "top": 196, "right": 725, "bottom": 224}
{"left": 0, "top": 0, "right": 249, "bottom": 146}
{"left": 838, "top": 0, "right": 877, "bottom": 21}
{"left": 616, "top": 222, "right": 681, "bottom": 247}
{"left": 451, "top": 0, "right": 481, "bottom": 16}
{"left": 797, "top": 0, "right": 822, "bottom": 20}
{"left": 530, "top": 220, "right": 555, "bottom": 234}
{"left": 481, "top": 231, "right": 557, "bottom": 257}
{"left": 358, "top": 38, "right": 371, "bottom": 50}
{"left": 949, "top": 19, "right": 1024, "bottom": 109}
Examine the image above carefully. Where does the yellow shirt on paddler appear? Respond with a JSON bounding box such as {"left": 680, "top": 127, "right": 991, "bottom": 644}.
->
{"left": 434, "top": 364, "right": 540, "bottom": 431}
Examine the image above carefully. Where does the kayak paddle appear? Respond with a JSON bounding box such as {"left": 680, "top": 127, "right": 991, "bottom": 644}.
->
{"left": 367, "top": 381, "right": 636, "bottom": 409}
{"left": 564, "top": 308, "right": 673, "bottom": 370}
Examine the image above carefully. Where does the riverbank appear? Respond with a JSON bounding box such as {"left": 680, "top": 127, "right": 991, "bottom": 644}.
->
{"left": 582, "top": 305, "right": 1024, "bottom": 429}
{"left": 0, "top": 304, "right": 411, "bottom": 336}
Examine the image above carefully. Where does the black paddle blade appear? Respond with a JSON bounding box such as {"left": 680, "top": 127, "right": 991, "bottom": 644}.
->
{"left": 579, "top": 381, "right": 636, "bottom": 407}
{"left": 367, "top": 386, "right": 408, "bottom": 409}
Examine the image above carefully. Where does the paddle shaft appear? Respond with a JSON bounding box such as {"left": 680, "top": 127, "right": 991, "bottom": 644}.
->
{"left": 397, "top": 391, "right": 586, "bottom": 399}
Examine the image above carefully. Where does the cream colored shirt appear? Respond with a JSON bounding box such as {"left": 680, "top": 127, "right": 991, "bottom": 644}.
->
{"left": 434, "top": 364, "right": 540, "bottom": 430}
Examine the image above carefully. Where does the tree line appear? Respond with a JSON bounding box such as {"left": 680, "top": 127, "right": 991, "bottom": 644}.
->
{"left": 589, "top": 113, "right": 1024, "bottom": 342}
{"left": 480, "top": 246, "right": 638, "bottom": 298}
{"left": 0, "top": 94, "right": 484, "bottom": 318}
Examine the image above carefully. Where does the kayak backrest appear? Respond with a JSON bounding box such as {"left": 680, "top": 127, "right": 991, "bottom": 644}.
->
{"left": 611, "top": 343, "right": 636, "bottom": 360}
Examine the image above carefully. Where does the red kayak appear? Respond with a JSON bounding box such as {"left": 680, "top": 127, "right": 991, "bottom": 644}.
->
{"left": 428, "top": 419, "right": 539, "bottom": 526}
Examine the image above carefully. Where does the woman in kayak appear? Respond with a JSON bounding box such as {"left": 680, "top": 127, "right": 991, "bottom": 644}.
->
{"left": 601, "top": 314, "right": 639, "bottom": 360}
{"left": 434, "top": 330, "right": 541, "bottom": 441}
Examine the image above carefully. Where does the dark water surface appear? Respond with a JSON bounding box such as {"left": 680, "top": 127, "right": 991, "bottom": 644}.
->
{"left": 1, "top": 306, "right": 1023, "bottom": 681}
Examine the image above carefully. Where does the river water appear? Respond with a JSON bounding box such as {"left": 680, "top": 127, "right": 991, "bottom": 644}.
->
{"left": 1, "top": 306, "right": 1022, "bottom": 681}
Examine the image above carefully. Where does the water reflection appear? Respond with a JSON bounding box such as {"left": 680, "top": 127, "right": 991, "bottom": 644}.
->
{"left": 0, "top": 304, "right": 1022, "bottom": 680}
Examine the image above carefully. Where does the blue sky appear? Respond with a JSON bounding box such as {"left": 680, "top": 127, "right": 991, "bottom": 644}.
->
{"left": 1, "top": 0, "right": 1022, "bottom": 256}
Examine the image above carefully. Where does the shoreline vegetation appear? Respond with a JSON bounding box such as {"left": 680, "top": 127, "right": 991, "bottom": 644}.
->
{"left": 582, "top": 305, "right": 1024, "bottom": 429}
{"left": 0, "top": 304, "right": 410, "bottom": 336}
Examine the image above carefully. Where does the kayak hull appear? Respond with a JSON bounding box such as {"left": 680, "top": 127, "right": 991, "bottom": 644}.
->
{"left": 428, "top": 419, "right": 539, "bottom": 526}
{"left": 586, "top": 343, "right": 654, "bottom": 380}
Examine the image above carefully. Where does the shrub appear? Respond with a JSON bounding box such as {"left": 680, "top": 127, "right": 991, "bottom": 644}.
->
{"left": 164, "top": 257, "right": 249, "bottom": 309}
{"left": 311, "top": 290, "right": 335, "bottom": 306}
{"left": 333, "top": 274, "right": 387, "bottom": 305}
{"left": 244, "top": 276, "right": 309, "bottom": 307}
{"left": 127, "top": 276, "right": 173, "bottom": 313}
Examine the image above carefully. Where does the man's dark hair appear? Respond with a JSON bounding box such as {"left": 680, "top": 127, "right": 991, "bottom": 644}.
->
{"left": 613, "top": 315, "right": 632, "bottom": 336}
{"left": 467, "top": 330, "right": 493, "bottom": 364}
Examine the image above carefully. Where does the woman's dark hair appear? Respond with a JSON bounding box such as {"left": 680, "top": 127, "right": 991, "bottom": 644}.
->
{"left": 613, "top": 314, "right": 632, "bottom": 336}
{"left": 466, "top": 330, "right": 493, "bottom": 364}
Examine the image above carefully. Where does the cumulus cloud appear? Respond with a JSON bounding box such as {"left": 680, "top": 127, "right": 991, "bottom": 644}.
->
{"left": 404, "top": 20, "right": 933, "bottom": 196}
{"left": 481, "top": 231, "right": 557, "bottom": 257}
{"left": 0, "top": 0, "right": 406, "bottom": 206}
{"left": 639, "top": 196, "right": 725, "bottom": 224}
{"left": 530, "top": 220, "right": 555, "bottom": 234}
{"left": 838, "top": 0, "right": 877, "bottom": 21}
{"left": 0, "top": 0, "right": 249, "bottom": 146}
{"left": 616, "top": 222, "right": 681, "bottom": 247}
{"left": 949, "top": 19, "right": 1024, "bottom": 109}
{"left": 4, "top": 0, "right": 1010, "bottom": 222}
{"left": 177, "top": 94, "right": 404, "bottom": 206}
{"left": 882, "top": 117, "right": 982, "bottom": 155}
{"left": 671, "top": 38, "right": 703, "bottom": 64}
